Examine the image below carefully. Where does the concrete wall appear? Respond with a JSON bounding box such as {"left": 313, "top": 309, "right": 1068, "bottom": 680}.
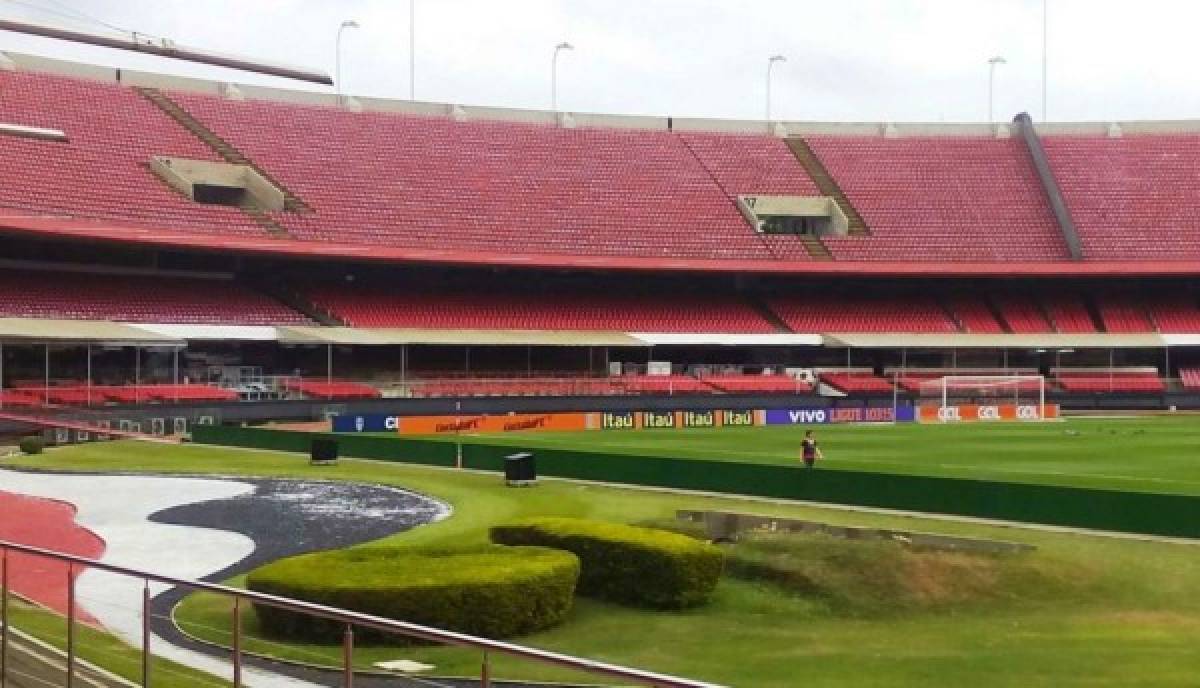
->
{"left": 6, "top": 49, "right": 1200, "bottom": 139}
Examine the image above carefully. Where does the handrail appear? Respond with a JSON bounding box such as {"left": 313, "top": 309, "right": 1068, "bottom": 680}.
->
{"left": 0, "top": 539, "right": 725, "bottom": 688}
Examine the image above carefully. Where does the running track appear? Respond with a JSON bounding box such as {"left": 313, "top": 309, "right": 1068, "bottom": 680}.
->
{"left": 0, "top": 491, "right": 104, "bottom": 624}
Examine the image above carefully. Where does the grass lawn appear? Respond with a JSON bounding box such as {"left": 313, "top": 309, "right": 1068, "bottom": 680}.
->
{"left": 406, "top": 416, "right": 1200, "bottom": 495}
{"left": 7, "top": 596, "right": 230, "bottom": 687}
{"left": 6, "top": 436, "right": 1200, "bottom": 686}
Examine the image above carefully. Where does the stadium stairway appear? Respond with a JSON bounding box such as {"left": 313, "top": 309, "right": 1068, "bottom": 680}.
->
{"left": 134, "top": 87, "right": 310, "bottom": 237}
{"left": 784, "top": 138, "right": 870, "bottom": 236}
{"left": 747, "top": 295, "right": 796, "bottom": 333}
{"left": 252, "top": 279, "right": 345, "bottom": 326}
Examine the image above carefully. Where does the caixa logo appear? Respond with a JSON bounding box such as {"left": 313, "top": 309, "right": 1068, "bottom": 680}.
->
{"left": 1016, "top": 405, "right": 1041, "bottom": 420}
{"left": 937, "top": 406, "right": 961, "bottom": 421}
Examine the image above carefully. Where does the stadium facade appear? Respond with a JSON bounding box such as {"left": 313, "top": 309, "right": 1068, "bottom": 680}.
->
{"left": 2, "top": 50, "right": 1199, "bottom": 435}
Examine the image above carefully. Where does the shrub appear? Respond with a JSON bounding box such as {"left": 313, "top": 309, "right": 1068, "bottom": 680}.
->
{"left": 18, "top": 436, "right": 44, "bottom": 455}
{"left": 490, "top": 517, "right": 724, "bottom": 609}
{"left": 246, "top": 545, "right": 579, "bottom": 642}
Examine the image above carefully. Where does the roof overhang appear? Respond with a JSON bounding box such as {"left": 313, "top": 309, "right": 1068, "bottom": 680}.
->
{"left": 824, "top": 333, "right": 1169, "bottom": 349}
{"left": 276, "top": 327, "right": 648, "bottom": 347}
{"left": 632, "top": 333, "right": 824, "bottom": 346}
{"left": 0, "top": 318, "right": 183, "bottom": 344}
{"left": 5, "top": 214, "right": 1200, "bottom": 278}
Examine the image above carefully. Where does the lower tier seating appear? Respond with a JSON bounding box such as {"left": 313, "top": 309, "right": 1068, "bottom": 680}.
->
{"left": 699, "top": 374, "right": 812, "bottom": 394}
{"left": 306, "top": 287, "right": 775, "bottom": 333}
{"left": 283, "top": 379, "right": 382, "bottom": 400}
{"left": 1180, "top": 368, "right": 1200, "bottom": 390}
{"left": 1052, "top": 369, "right": 1165, "bottom": 393}
{"left": 818, "top": 370, "right": 895, "bottom": 394}
{"left": 768, "top": 295, "right": 957, "bottom": 332}
{"left": 0, "top": 271, "right": 310, "bottom": 325}
{"left": 8, "top": 384, "right": 236, "bottom": 405}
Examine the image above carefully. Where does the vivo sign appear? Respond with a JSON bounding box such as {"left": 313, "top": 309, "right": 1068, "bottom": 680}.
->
{"left": 764, "top": 408, "right": 830, "bottom": 425}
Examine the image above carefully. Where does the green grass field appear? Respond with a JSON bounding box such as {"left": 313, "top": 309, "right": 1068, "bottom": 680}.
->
{"left": 6, "top": 424, "right": 1200, "bottom": 687}
{"left": 411, "top": 416, "right": 1200, "bottom": 495}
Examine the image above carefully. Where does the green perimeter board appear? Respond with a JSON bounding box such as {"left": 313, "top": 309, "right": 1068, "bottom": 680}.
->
{"left": 192, "top": 425, "right": 1200, "bottom": 539}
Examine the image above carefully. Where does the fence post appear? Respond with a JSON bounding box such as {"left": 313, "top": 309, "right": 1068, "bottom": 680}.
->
{"left": 66, "top": 562, "right": 75, "bottom": 688}
{"left": 481, "top": 650, "right": 491, "bottom": 688}
{"left": 232, "top": 597, "right": 242, "bottom": 687}
{"left": 1, "top": 547, "right": 7, "bottom": 688}
{"left": 342, "top": 624, "right": 354, "bottom": 688}
{"left": 142, "top": 579, "right": 151, "bottom": 686}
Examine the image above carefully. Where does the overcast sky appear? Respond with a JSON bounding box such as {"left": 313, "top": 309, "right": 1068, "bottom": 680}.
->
{"left": 0, "top": 0, "right": 1196, "bottom": 123}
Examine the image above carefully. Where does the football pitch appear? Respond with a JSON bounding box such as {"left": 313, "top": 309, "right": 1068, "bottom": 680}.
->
{"left": 415, "top": 416, "right": 1200, "bottom": 496}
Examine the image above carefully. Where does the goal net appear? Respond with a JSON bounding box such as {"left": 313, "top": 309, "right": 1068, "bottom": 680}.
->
{"left": 916, "top": 375, "right": 1047, "bottom": 422}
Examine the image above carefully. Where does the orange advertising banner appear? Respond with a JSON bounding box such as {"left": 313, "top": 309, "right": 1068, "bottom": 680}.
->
{"left": 917, "top": 403, "right": 1060, "bottom": 423}
{"left": 396, "top": 412, "right": 593, "bottom": 435}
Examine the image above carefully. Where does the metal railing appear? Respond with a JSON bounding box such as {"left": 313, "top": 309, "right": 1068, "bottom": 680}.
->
{"left": 0, "top": 540, "right": 724, "bottom": 688}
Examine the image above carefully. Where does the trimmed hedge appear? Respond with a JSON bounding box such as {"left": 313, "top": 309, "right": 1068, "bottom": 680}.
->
{"left": 490, "top": 517, "right": 724, "bottom": 609}
{"left": 246, "top": 546, "right": 579, "bottom": 642}
{"left": 18, "top": 436, "right": 44, "bottom": 455}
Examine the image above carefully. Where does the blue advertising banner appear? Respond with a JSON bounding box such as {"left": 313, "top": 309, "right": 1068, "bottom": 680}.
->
{"left": 764, "top": 408, "right": 832, "bottom": 425}
{"left": 332, "top": 414, "right": 400, "bottom": 433}
{"left": 765, "top": 406, "right": 915, "bottom": 425}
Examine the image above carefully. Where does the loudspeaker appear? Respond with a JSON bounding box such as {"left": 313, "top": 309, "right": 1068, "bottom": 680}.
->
{"left": 310, "top": 438, "right": 339, "bottom": 465}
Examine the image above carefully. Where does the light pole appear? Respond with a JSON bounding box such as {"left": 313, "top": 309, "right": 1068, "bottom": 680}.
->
{"left": 766, "top": 54, "right": 786, "bottom": 122}
{"left": 335, "top": 19, "right": 360, "bottom": 103}
{"left": 987, "top": 56, "right": 1007, "bottom": 123}
{"left": 409, "top": 0, "right": 415, "bottom": 99}
{"left": 551, "top": 41, "right": 573, "bottom": 111}
{"left": 1042, "top": 0, "right": 1048, "bottom": 120}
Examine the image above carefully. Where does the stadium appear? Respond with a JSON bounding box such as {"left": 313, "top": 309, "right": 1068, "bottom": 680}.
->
{"left": 2, "top": 4, "right": 1200, "bottom": 688}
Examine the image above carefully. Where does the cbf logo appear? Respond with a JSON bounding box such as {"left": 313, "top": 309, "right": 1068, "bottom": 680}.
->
{"left": 355, "top": 416, "right": 366, "bottom": 432}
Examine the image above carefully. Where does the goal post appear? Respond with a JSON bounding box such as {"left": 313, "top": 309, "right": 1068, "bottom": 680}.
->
{"left": 917, "top": 375, "right": 1048, "bottom": 423}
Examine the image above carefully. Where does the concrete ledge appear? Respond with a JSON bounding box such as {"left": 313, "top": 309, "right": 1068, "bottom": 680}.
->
{"left": 678, "top": 509, "right": 1037, "bottom": 554}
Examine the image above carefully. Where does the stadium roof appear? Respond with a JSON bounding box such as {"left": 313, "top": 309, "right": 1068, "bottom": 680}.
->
{"left": 0, "top": 318, "right": 182, "bottom": 344}
{"left": 825, "top": 333, "right": 1169, "bottom": 349}
{"left": 276, "top": 327, "right": 648, "bottom": 347}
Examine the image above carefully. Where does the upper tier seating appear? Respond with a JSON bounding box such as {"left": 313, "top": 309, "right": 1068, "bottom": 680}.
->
{"left": 1147, "top": 294, "right": 1200, "bottom": 332}
{"left": 1053, "top": 368, "right": 1164, "bottom": 393}
{"left": 768, "top": 295, "right": 957, "bottom": 332}
{"left": 171, "top": 93, "right": 790, "bottom": 262}
{"left": 306, "top": 286, "right": 775, "bottom": 332}
{"left": 1041, "top": 294, "right": 1097, "bottom": 333}
{"left": 1096, "top": 295, "right": 1156, "bottom": 333}
{"left": 0, "top": 271, "right": 310, "bottom": 325}
{"left": 0, "top": 71, "right": 265, "bottom": 235}
{"left": 806, "top": 136, "right": 1070, "bottom": 261}
{"left": 992, "top": 294, "right": 1053, "bottom": 333}
{"left": 1042, "top": 134, "right": 1200, "bottom": 260}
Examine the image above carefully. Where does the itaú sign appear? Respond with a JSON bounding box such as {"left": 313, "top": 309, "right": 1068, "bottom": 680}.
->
{"left": 918, "top": 404, "right": 1060, "bottom": 423}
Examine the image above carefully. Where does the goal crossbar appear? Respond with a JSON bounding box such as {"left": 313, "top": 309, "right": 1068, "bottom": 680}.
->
{"left": 921, "top": 375, "right": 1047, "bottom": 422}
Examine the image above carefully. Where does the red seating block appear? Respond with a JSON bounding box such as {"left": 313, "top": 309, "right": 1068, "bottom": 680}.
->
{"left": 0, "top": 271, "right": 309, "bottom": 325}
{"left": 306, "top": 287, "right": 774, "bottom": 333}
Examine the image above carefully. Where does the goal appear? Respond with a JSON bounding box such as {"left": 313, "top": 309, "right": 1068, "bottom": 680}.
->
{"left": 917, "top": 375, "right": 1047, "bottom": 422}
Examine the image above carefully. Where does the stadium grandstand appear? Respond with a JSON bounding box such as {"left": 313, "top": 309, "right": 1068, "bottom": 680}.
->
{"left": 2, "top": 49, "right": 1200, "bottom": 435}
